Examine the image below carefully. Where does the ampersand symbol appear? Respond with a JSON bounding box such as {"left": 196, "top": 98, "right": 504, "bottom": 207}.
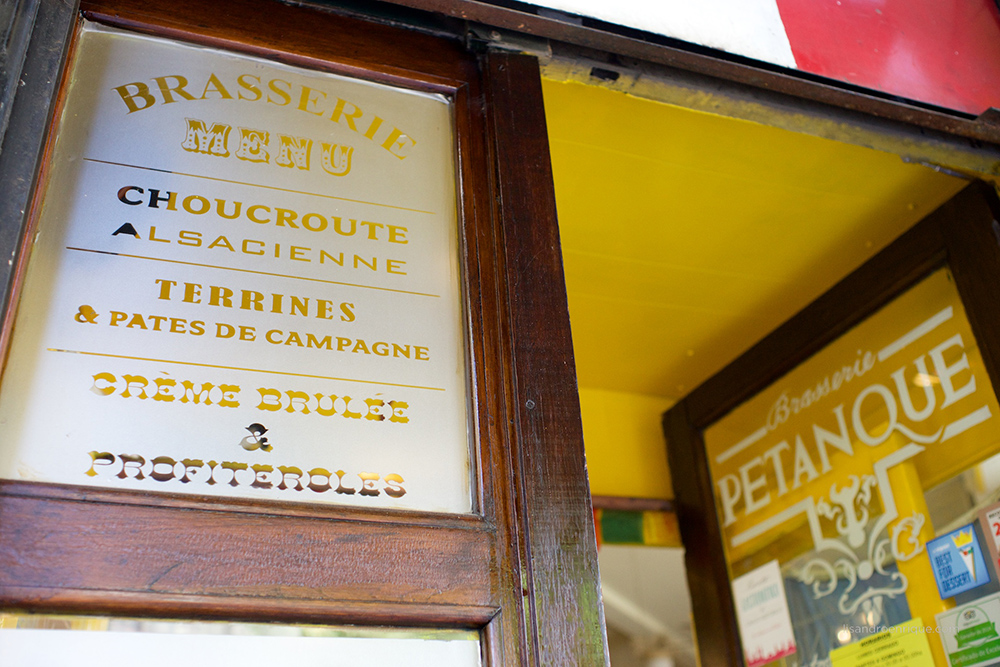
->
{"left": 74, "top": 305, "right": 99, "bottom": 324}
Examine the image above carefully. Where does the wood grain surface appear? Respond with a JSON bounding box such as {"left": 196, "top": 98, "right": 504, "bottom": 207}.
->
{"left": 81, "top": 0, "right": 475, "bottom": 91}
{"left": 0, "top": 482, "right": 494, "bottom": 625}
{"left": 485, "top": 52, "right": 609, "bottom": 667}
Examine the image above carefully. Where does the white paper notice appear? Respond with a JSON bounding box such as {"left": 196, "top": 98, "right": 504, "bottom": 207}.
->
{"left": 985, "top": 505, "right": 1000, "bottom": 577}
{"left": 0, "top": 23, "right": 472, "bottom": 512}
{"left": 732, "top": 560, "right": 797, "bottom": 667}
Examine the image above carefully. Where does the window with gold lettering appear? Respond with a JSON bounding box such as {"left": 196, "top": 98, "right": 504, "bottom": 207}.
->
{"left": 0, "top": 1, "right": 604, "bottom": 665}
{"left": 0, "top": 21, "right": 471, "bottom": 513}
{"left": 703, "top": 266, "right": 1000, "bottom": 667}
{"left": 664, "top": 186, "right": 1000, "bottom": 667}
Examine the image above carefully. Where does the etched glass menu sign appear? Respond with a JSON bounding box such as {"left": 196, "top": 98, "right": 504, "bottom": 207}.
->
{"left": 0, "top": 23, "right": 472, "bottom": 513}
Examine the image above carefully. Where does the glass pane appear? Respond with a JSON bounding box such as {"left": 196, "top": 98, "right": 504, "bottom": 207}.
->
{"left": 704, "top": 267, "right": 1000, "bottom": 667}
{"left": 0, "top": 22, "right": 473, "bottom": 513}
{"left": 0, "top": 614, "right": 481, "bottom": 665}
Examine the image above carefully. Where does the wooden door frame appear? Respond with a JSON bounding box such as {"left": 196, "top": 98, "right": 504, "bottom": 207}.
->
{"left": 0, "top": 1, "right": 607, "bottom": 665}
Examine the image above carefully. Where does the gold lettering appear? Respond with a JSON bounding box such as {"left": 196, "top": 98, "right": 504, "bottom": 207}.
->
{"left": 257, "top": 387, "right": 283, "bottom": 411}
{"left": 365, "top": 398, "right": 385, "bottom": 421}
{"left": 285, "top": 390, "right": 311, "bottom": 414}
{"left": 86, "top": 451, "right": 115, "bottom": 476}
{"left": 380, "top": 127, "right": 415, "bottom": 159}
{"left": 314, "top": 394, "right": 338, "bottom": 416}
{"left": 235, "top": 128, "right": 269, "bottom": 163}
{"left": 335, "top": 470, "right": 356, "bottom": 495}
{"left": 242, "top": 239, "right": 265, "bottom": 255}
{"left": 297, "top": 85, "right": 326, "bottom": 115}
{"left": 177, "top": 230, "right": 202, "bottom": 246}
{"left": 153, "top": 75, "right": 196, "bottom": 104}
{"left": 219, "top": 385, "right": 241, "bottom": 407}
{"left": 91, "top": 372, "right": 116, "bottom": 396}
{"left": 117, "top": 454, "right": 146, "bottom": 480}
{"left": 156, "top": 279, "right": 176, "bottom": 300}
{"left": 277, "top": 466, "right": 304, "bottom": 491}
{"left": 150, "top": 456, "right": 178, "bottom": 482}
{"left": 247, "top": 205, "right": 271, "bottom": 223}
{"left": 113, "top": 82, "right": 156, "bottom": 113}
{"left": 308, "top": 468, "right": 333, "bottom": 493}
{"left": 237, "top": 74, "right": 262, "bottom": 101}
{"left": 180, "top": 459, "right": 204, "bottom": 483}
{"left": 121, "top": 374, "right": 149, "bottom": 398}
{"left": 301, "top": 213, "right": 327, "bottom": 232}
{"left": 200, "top": 73, "right": 233, "bottom": 100}
{"left": 183, "top": 194, "right": 211, "bottom": 214}
{"left": 275, "top": 208, "right": 298, "bottom": 228}
{"left": 152, "top": 378, "right": 176, "bottom": 402}
{"left": 181, "top": 119, "right": 231, "bottom": 156}
{"left": 320, "top": 142, "right": 352, "bottom": 176}
{"left": 389, "top": 400, "right": 409, "bottom": 423}
{"left": 266, "top": 78, "right": 292, "bottom": 106}
{"left": 358, "top": 472, "right": 380, "bottom": 497}
{"left": 330, "top": 98, "right": 362, "bottom": 130}
{"left": 149, "top": 226, "right": 171, "bottom": 243}
{"left": 180, "top": 381, "right": 214, "bottom": 405}
{"left": 207, "top": 235, "right": 236, "bottom": 251}
{"left": 383, "top": 473, "right": 406, "bottom": 498}
{"left": 387, "top": 225, "right": 407, "bottom": 244}
{"left": 221, "top": 461, "right": 248, "bottom": 486}
{"left": 276, "top": 135, "right": 312, "bottom": 169}
{"left": 251, "top": 464, "right": 274, "bottom": 489}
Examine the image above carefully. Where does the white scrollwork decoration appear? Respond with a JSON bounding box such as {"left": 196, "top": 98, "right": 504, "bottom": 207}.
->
{"left": 891, "top": 513, "right": 926, "bottom": 562}
{"left": 793, "top": 445, "right": 929, "bottom": 619}
{"left": 800, "top": 558, "right": 838, "bottom": 599}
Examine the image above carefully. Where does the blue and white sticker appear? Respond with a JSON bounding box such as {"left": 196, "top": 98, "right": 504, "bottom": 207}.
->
{"left": 929, "top": 523, "right": 991, "bottom": 599}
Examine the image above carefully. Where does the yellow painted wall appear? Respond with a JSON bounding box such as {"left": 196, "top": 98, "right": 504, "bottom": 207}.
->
{"left": 579, "top": 387, "right": 674, "bottom": 499}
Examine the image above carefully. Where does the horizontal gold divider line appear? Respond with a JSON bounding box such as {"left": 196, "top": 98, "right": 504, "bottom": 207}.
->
{"left": 84, "top": 157, "right": 436, "bottom": 215}
{"left": 47, "top": 348, "right": 446, "bottom": 392}
{"left": 66, "top": 247, "right": 441, "bottom": 298}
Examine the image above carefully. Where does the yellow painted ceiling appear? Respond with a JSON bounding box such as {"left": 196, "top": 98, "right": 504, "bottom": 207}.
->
{"left": 542, "top": 78, "right": 967, "bottom": 402}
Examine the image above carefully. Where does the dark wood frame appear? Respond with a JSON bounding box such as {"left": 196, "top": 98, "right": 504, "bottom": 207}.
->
{"left": 664, "top": 181, "right": 1000, "bottom": 666}
{"left": 0, "top": 1, "right": 607, "bottom": 665}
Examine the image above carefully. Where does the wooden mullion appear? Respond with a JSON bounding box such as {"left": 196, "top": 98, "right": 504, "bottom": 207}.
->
{"left": 663, "top": 402, "right": 741, "bottom": 667}
{"left": 0, "top": 479, "right": 484, "bottom": 527}
{"left": 0, "top": 587, "right": 496, "bottom": 628}
{"left": 468, "top": 50, "right": 532, "bottom": 667}
{"left": 484, "top": 51, "right": 608, "bottom": 667}
{"left": 80, "top": 0, "right": 472, "bottom": 91}
{"left": 590, "top": 495, "right": 673, "bottom": 512}
{"left": 0, "top": 489, "right": 495, "bottom": 625}
{"left": 452, "top": 40, "right": 531, "bottom": 666}
{"left": 939, "top": 182, "right": 1000, "bottom": 399}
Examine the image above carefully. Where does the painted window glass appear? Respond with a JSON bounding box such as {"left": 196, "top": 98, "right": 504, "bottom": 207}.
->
{"left": 0, "top": 22, "right": 472, "bottom": 513}
{"left": 705, "top": 267, "right": 1000, "bottom": 667}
